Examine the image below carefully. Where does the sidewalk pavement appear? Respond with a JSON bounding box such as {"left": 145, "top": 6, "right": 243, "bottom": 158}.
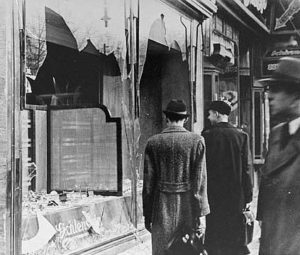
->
{"left": 117, "top": 228, "right": 260, "bottom": 255}
{"left": 117, "top": 217, "right": 260, "bottom": 255}
{"left": 118, "top": 173, "right": 261, "bottom": 255}
{"left": 118, "top": 193, "right": 261, "bottom": 255}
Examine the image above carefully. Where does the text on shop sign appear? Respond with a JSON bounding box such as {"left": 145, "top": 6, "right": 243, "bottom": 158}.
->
{"left": 267, "top": 63, "right": 278, "bottom": 71}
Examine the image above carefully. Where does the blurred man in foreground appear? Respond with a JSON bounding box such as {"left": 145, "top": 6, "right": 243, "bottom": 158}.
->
{"left": 257, "top": 57, "right": 300, "bottom": 255}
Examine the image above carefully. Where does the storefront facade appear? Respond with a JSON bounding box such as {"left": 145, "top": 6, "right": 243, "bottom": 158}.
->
{"left": 202, "top": 0, "right": 271, "bottom": 165}
{"left": 261, "top": 0, "right": 300, "bottom": 125}
{"left": 1, "top": 0, "right": 217, "bottom": 254}
{"left": 255, "top": 0, "right": 300, "bottom": 161}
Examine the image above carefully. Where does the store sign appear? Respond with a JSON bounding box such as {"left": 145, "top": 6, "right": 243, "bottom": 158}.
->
{"left": 265, "top": 48, "right": 300, "bottom": 58}
{"left": 262, "top": 59, "right": 279, "bottom": 76}
{"left": 225, "top": 65, "right": 238, "bottom": 73}
{"left": 22, "top": 196, "right": 139, "bottom": 255}
{"left": 274, "top": 0, "right": 300, "bottom": 30}
{"left": 272, "top": 0, "right": 300, "bottom": 32}
{"left": 55, "top": 218, "right": 90, "bottom": 239}
{"left": 262, "top": 47, "right": 300, "bottom": 76}
{"left": 240, "top": 0, "right": 267, "bottom": 14}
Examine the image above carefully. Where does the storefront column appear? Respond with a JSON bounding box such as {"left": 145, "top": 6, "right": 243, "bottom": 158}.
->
{"left": 0, "top": 0, "right": 22, "bottom": 254}
{"left": 0, "top": 0, "right": 9, "bottom": 254}
{"left": 5, "top": 0, "right": 23, "bottom": 254}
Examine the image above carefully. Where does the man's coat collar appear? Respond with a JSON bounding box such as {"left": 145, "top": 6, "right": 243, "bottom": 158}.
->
{"left": 162, "top": 126, "right": 188, "bottom": 133}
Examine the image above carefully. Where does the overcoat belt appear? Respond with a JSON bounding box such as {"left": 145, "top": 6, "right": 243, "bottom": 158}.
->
{"left": 158, "top": 181, "right": 191, "bottom": 193}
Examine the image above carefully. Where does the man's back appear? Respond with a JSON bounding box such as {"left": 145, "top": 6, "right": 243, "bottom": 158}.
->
{"left": 202, "top": 122, "right": 252, "bottom": 213}
{"left": 143, "top": 125, "right": 209, "bottom": 255}
{"left": 146, "top": 126, "right": 204, "bottom": 183}
{"left": 203, "top": 100, "right": 253, "bottom": 255}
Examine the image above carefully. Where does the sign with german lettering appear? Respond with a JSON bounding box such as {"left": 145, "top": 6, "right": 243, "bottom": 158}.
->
{"left": 262, "top": 47, "right": 300, "bottom": 76}
{"left": 264, "top": 47, "right": 300, "bottom": 58}
{"left": 262, "top": 59, "right": 279, "bottom": 76}
{"left": 22, "top": 195, "right": 143, "bottom": 254}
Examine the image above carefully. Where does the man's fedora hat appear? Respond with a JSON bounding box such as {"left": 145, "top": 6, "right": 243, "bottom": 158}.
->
{"left": 163, "top": 99, "right": 190, "bottom": 117}
{"left": 259, "top": 57, "right": 300, "bottom": 85}
{"left": 208, "top": 100, "right": 231, "bottom": 115}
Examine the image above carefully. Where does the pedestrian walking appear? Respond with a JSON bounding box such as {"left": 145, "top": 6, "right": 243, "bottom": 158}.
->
{"left": 257, "top": 57, "right": 300, "bottom": 255}
{"left": 202, "top": 100, "right": 253, "bottom": 255}
{"left": 142, "top": 99, "right": 210, "bottom": 255}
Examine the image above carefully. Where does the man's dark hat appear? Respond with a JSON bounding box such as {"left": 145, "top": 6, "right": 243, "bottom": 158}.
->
{"left": 163, "top": 99, "right": 190, "bottom": 117}
{"left": 208, "top": 100, "right": 231, "bottom": 115}
{"left": 259, "top": 57, "right": 300, "bottom": 86}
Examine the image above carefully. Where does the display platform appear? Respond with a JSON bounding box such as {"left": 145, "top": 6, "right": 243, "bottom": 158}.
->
{"left": 22, "top": 191, "right": 143, "bottom": 255}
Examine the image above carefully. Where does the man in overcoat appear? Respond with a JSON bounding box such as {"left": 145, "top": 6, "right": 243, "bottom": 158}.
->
{"left": 143, "top": 99, "right": 210, "bottom": 255}
{"left": 257, "top": 57, "right": 300, "bottom": 255}
{"left": 202, "top": 100, "right": 253, "bottom": 255}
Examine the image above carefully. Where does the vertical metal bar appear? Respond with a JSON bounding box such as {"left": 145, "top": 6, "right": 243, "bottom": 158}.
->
{"left": 116, "top": 117, "right": 123, "bottom": 195}
{"left": 249, "top": 44, "right": 254, "bottom": 152}
{"left": 135, "top": 0, "right": 140, "bottom": 117}
{"left": 195, "top": 20, "right": 203, "bottom": 129}
{"left": 129, "top": 0, "right": 137, "bottom": 228}
{"left": 31, "top": 110, "right": 36, "bottom": 190}
{"left": 236, "top": 40, "right": 241, "bottom": 127}
{"left": 20, "top": 0, "right": 26, "bottom": 109}
{"left": 261, "top": 91, "right": 265, "bottom": 159}
{"left": 10, "top": 0, "right": 16, "bottom": 254}
{"left": 190, "top": 21, "right": 194, "bottom": 131}
{"left": 180, "top": 17, "right": 192, "bottom": 130}
{"left": 47, "top": 108, "right": 51, "bottom": 193}
{"left": 251, "top": 89, "right": 255, "bottom": 162}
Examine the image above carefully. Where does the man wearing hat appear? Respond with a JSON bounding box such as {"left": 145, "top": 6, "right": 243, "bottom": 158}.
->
{"left": 143, "top": 99, "right": 210, "bottom": 255}
{"left": 257, "top": 57, "right": 300, "bottom": 255}
{"left": 202, "top": 100, "right": 253, "bottom": 255}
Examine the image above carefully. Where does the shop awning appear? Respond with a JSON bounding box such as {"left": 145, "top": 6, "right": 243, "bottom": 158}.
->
{"left": 163, "top": 0, "right": 217, "bottom": 19}
{"left": 217, "top": 0, "right": 270, "bottom": 35}
{"left": 180, "top": 0, "right": 218, "bottom": 17}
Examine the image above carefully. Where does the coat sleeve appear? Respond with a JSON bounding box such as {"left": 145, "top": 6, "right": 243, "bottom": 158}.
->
{"left": 242, "top": 133, "right": 253, "bottom": 204}
{"left": 191, "top": 138, "right": 210, "bottom": 217}
{"left": 142, "top": 142, "right": 156, "bottom": 222}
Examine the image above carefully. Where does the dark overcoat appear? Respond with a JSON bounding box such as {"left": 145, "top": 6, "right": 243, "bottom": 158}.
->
{"left": 143, "top": 126, "right": 210, "bottom": 255}
{"left": 257, "top": 123, "right": 300, "bottom": 255}
{"left": 202, "top": 122, "right": 253, "bottom": 250}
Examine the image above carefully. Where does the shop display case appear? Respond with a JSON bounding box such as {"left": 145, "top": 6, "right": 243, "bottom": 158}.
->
{"left": 22, "top": 183, "right": 143, "bottom": 255}
{"left": 21, "top": 1, "right": 141, "bottom": 254}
